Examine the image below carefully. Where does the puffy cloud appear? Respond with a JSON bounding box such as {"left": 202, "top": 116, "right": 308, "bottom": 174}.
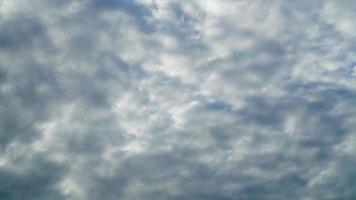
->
{"left": 0, "top": 0, "right": 355, "bottom": 199}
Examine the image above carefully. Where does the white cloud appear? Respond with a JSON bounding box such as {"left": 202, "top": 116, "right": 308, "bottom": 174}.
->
{"left": 0, "top": 0, "right": 355, "bottom": 199}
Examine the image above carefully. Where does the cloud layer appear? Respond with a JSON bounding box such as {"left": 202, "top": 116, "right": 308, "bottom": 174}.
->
{"left": 0, "top": 0, "right": 356, "bottom": 199}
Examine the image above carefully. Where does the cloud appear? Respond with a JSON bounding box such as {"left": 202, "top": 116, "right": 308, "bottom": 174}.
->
{"left": 0, "top": 0, "right": 355, "bottom": 199}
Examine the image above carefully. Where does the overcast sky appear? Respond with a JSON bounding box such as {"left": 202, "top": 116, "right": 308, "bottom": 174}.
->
{"left": 0, "top": 0, "right": 356, "bottom": 199}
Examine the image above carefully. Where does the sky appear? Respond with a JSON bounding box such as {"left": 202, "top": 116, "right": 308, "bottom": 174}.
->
{"left": 0, "top": 0, "right": 356, "bottom": 199}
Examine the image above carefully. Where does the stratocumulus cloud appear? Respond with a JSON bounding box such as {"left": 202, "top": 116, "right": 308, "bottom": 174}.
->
{"left": 0, "top": 0, "right": 356, "bottom": 199}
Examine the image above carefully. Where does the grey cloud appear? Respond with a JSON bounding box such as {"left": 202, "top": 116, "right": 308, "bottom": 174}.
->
{"left": 0, "top": 0, "right": 356, "bottom": 200}
{"left": 0, "top": 154, "right": 67, "bottom": 200}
